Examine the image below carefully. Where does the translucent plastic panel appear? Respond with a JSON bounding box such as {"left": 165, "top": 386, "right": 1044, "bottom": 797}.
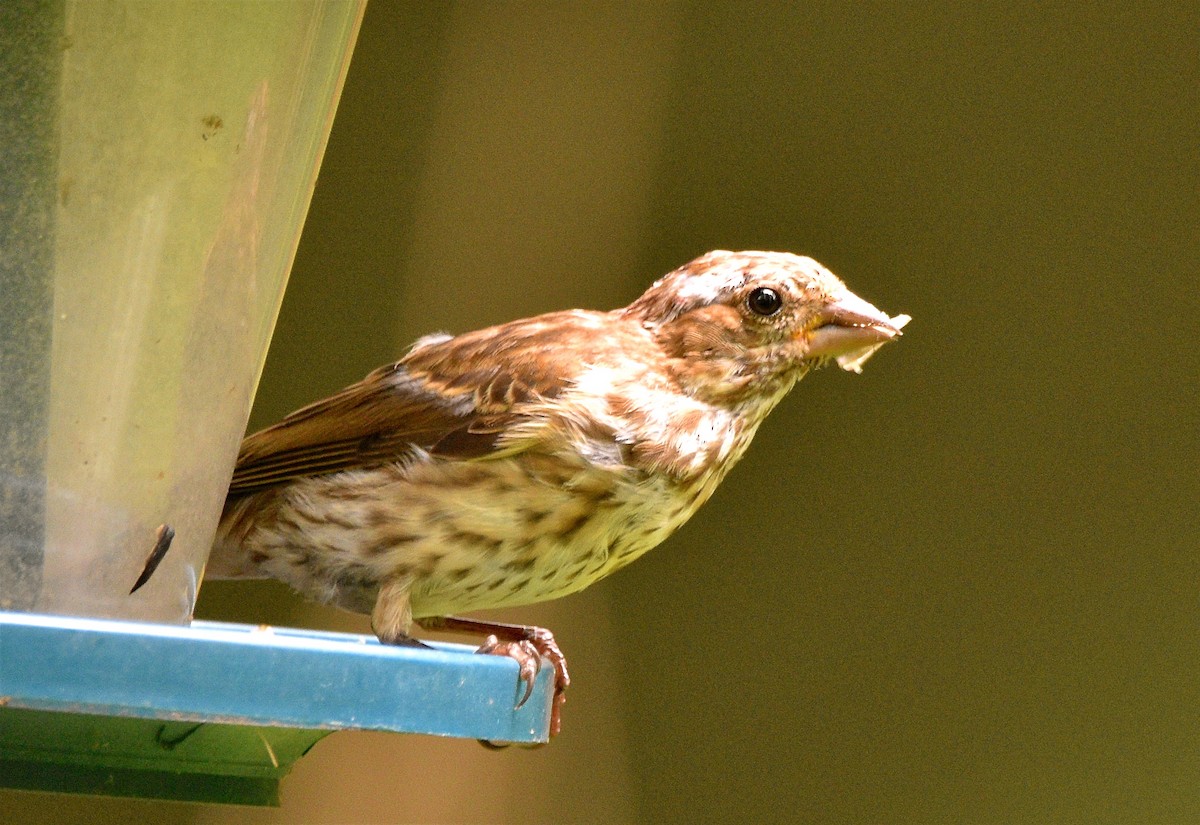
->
{"left": 0, "top": 1, "right": 364, "bottom": 622}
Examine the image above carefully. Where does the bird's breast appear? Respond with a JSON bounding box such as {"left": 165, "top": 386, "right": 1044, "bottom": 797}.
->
{"left": 406, "top": 456, "right": 697, "bottom": 616}
{"left": 407, "top": 395, "right": 769, "bottom": 614}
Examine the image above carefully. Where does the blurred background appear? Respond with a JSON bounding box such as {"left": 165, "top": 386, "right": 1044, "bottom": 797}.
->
{"left": 4, "top": 1, "right": 1198, "bottom": 822}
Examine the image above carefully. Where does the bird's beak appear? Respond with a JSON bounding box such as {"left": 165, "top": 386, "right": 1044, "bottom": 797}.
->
{"left": 805, "top": 292, "right": 910, "bottom": 373}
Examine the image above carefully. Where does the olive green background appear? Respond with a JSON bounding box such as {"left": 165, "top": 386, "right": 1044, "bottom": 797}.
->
{"left": 5, "top": 2, "right": 1197, "bottom": 823}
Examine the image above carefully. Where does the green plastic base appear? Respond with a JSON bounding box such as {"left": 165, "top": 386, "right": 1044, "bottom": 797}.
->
{"left": 0, "top": 707, "right": 327, "bottom": 805}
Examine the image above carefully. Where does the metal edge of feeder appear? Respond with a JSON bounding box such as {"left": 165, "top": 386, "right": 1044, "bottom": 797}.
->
{"left": 0, "top": 611, "right": 553, "bottom": 805}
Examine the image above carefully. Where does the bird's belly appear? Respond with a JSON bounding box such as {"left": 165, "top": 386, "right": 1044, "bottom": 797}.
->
{"left": 235, "top": 455, "right": 705, "bottom": 619}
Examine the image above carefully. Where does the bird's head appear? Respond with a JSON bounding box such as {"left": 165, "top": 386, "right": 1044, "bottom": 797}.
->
{"left": 624, "top": 250, "right": 908, "bottom": 404}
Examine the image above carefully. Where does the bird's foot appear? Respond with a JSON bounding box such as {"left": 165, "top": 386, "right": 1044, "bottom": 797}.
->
{"left": 418, "top": 616, "right": 569, "bottom": 741}
{"left": 376, "top": 630, "right": 434, "bottom": 649}
{"left": 477, "top": 634, "right": 543, "bottom": 709}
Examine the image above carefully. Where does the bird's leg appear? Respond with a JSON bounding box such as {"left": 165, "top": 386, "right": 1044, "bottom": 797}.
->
{"left": 372, "top": 576, "right": 430, "bottom": 648}
{"left": 417, "top": 615, "right": 569, "bottom": 737}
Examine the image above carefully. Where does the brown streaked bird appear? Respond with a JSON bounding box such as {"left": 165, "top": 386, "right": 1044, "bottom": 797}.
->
{"left": 207, "top": 250, "right": 909, "bottom": 738}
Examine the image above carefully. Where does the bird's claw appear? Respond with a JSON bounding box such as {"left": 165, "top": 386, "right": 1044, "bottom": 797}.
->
{"left": 477, "top": 634, "right": 541, "bottom": 708}
{"left": 418, "top": 616, "right": 570, "bottom": 741}
{"left": 474, "top": 625, "right": 569, "bottom": 738}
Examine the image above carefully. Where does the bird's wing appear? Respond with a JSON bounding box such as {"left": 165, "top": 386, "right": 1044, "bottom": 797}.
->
{"left": 227, "top": 311, "right": 602, "bottom": 496}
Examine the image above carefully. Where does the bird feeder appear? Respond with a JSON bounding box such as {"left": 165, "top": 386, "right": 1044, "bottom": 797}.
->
{"left": 0, "top": 1, "right": 551, "bottom": 806}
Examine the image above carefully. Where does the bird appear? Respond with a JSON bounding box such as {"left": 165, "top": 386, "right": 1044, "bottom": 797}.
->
{"left": 205, "top": 250, "right": 909, "bottom": 738}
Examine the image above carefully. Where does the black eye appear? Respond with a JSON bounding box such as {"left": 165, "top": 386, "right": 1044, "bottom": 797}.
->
{"left": 747, "top": 287, "right": 783, "bottom": 316}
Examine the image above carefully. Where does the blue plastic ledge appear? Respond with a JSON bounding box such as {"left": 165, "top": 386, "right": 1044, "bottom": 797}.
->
{"left": 0, "top": 611, "right": 552, "bottom": 804}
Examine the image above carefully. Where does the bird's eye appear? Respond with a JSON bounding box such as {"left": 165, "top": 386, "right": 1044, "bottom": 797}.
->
{"left": 747, "top": 287, "right": 783, "bottom": 317}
